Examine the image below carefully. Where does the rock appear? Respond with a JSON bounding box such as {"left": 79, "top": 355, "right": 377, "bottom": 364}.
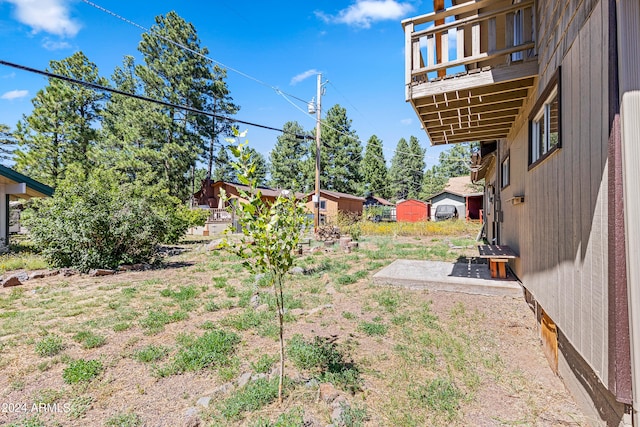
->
{"left": 204, "top": 382, "right": 234, "bottom": 397}
{"left": 89, "top": 269, "right": 116, "bottom": 277}
{"left": 251, "top": 373, "right": 267, "bottom": 381}
{"left": 347, "top": 241, "right": 359, "bottom": 249}
{"left": 289, "top": 266, "right": 305, "bottom": 275}
{"left": 250, "top": 293, "right": 260, "bottom": 309}
{"left": 308, "top": 304, "right": 333, "bottom": 316}
{"left": 60, "top": 268, "right": 78, "bottom": 277}
{"left": 206, "top": 239, "right": 224, "bottom": 251}
{"left": 331, "top": 406, "right": 345, "bottom": 425}
{"left": 339, "top": 237, "right": 352, "bottom": 248}
{"left": 319, "top": 382, "right": 340, "bottom": 403}
{"left": 343, "top": 246, "right": 351, "bottom": 254}
{"left": 310, "top": 246, "right": 325, "bottom": 253}
{"left": 331, "top": 395, "right": 348, "bottom": 409}
{"left": 290, "top": 308, "right": 305, "bottom": 316}
{"left": 183, "top": 407, "right": 200, "bottom": 427}
{"left": 237, "top": 371, "right": 252, "bottom": 388}
{"left": 305, "top": 378, "right": 319, "bottom": 388}
{"left": 196, "top": 396, "right": 211, "bottom": 408}
{"left": 28, "top": 271, "right": 46, "bottom": 280}
{"left": 1, "top": 276, "right": 22, "bottom": 288}
{"left": 324, "top": 240, "right": 335, "bottom": 247}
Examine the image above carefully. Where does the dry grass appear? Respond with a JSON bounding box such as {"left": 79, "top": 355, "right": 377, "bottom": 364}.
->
{"left": 0, "top": 233, "right": 585, "bottom": 426}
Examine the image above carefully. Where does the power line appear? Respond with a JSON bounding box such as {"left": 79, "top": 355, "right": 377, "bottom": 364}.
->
{"left": 80, "top": 0, "right": 310, "bottom": 106}
{"left": 80, "top": 1, "right": 444, "bottom": 165}
{"left": 0, "top": 59, "right": 298, "bottom": 137}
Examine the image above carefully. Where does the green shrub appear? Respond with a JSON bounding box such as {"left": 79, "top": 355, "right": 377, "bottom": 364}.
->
{"left": 72, "top": 330, "right": 106, "bottom": 349}
{"left": 251, "top": 406, "right": 304, "bottom": 427}
{"left": 287, "top": 334, "right": 361, "bottom": 393}
{"left": 358, "top": 321, "right": 388, "bottom": 336}
{"left": 35, "top": 335, "right": 65, "bottom": 357}
{"left": 219, "top": 377, "right": 282, "bottom": 420}
{"left": 132, "top": 345, "right": 169, "bottom": 363}
{"left": 105, "top": 412, "right": 143, "bottom": 427}
{"left": 166, "top": 330, "right": 240, "bottom": 375}
{"left": 409, "top": 377, "right": 463, "bottom": 421}
{"left": 62, "top": 359, "right": 103, "bottom": 384}
{"left": 22, "top": 169, "right": 200, "bottom": 272}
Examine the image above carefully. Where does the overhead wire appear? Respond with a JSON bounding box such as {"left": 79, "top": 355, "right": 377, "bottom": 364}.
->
{"left": 0, "top": 59, "right": 301, "bottom": 137}
{"left": 80, "top": 0, "right": 445, "bottom": 165}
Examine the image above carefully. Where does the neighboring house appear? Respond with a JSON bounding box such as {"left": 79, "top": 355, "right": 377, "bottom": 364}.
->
{"left": 192, "top": 179, "right": 302, "bottom": 235}
{"left": 0, "top": 165, "right": 53, "bottom": 250}
{"left": 304, "top": 190, "right": 364, "bottom": 224}
{"left": 428, "top": 176, "right": 483, "bottom": 221}
{"left": 396, "top": 199, "right": 430, "bottom": 222}
{"left": 403, "top": 0, "right": 639, "bottom": 424}
{"left": 363, "top": 194, "right": 393, "bottom": 207}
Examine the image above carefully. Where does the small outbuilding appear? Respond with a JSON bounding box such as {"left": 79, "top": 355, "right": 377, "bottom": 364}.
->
{"left": 396, "top": 199, "right": 430, "bottom": 222}
{"left": 429, "top": 176, "right": 483, "bottom": 221}
{"left": 305, "top": 189, "right": 364, "bottom": 224}
{"left": 0, "top": 165, "right": 54, "bottom": 250}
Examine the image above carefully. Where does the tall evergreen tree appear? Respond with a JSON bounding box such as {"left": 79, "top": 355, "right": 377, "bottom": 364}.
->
{"left": 100, "top": 55, "right": 162, "bottom": 184}
{"left": 406, "top": 136, "right": 426, "bottom": 199}
{"left": 198, "top": 65, "right": 239, "bottom": 179}
{"left": 14, "top": 51, "right": 106, "bottom": 186}
{"left": 269, "top": 121, "right": 308, "bottom": 192}
{"left": 135, "top": 11, "right": 214, "bottom": 199}
{"left": 246, "top": 147, "right": 267, "bottom": 186}
{"left": 361, "top": 135, "right": 389, "bottom": 199}
{"left": 388, "top": 137, "right": 410, "bottom": 201}
{"left": 308, "top": 104, "right": 362, "bottom": 194}
{"left": 0, "top": 124, "right": 16, "bottom": 164}
{"left": 213, "top": 145, "right": 235, "bottom": 182}
{"left": 419, "top": 143, "right": 477, "bottom": 199}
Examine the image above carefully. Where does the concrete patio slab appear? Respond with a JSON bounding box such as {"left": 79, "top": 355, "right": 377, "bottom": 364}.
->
{"left": 372, "top": 259, "right": 523, "bottom": 298}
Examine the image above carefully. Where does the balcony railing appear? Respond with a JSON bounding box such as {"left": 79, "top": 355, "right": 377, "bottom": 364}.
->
{"left": 404, "top": 0, "right": 535, "bottom": 95}
{"left": 208, "top": 208, "right": 232, "bottom": 223}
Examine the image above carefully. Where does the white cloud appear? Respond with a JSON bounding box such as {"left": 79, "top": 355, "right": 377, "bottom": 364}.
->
{"left": 42, "top": 37, "right": 71, "bottom": 50}
{"left": 316, "top": 0, "right": 414, "bottom": 29}
{"left": 290, "top": 69, "right": 319, "bottom": 86}
{"left": 5, "top": 0, "right": 81, "bottom": 37}
{"left": 400, "top": 118, "right": 412, "bottom": 125}
{"left": 1, "top": 89, "right": 29, "bottom": 100}
{"left": 1, "top": 72, "right": 16, "bottom": 79}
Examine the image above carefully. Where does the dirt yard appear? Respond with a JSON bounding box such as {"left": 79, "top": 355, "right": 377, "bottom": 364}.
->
{"left": 0, "top": 234, "right": 586, "bottom": 426}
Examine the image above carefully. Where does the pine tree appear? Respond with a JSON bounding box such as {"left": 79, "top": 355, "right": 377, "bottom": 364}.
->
{"left": 135, "top": 11, "right": 215, "bottom": 200}
{"left": 269, "top": 121, "right": 308, "bottom": 192}
{"left": 388, "top": 137, "right": 410, "bottom": 201}
{"left": 308, "top": 104, "right": 362, "bottom": 194}
{"left": 213, "top": 145, "right": 236, "bottom": 182}
{"left": 0, "top": 124, "right": 16, "bottom": 164}
{"left": 361, "top": 135, "right": 389, "bottom": 199}
{"left": 406, "top": 136, "right": 426, "bottom": 199}
{"left": 198, "top": 65, "right": 239, "bottom": 179}
{"left": 100, "top": 55, "right": 163, "bottom": 185}
{"left": 14, "top": 51, "right": 106, "bottom": 186}
{"left": 246, "top": 147, "right": 267, "bottom": 186}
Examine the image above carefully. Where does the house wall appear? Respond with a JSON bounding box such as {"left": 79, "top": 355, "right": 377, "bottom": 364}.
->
{"left": 305, "top": 194, "right": 363, "bottom": 223}
{"left": 496, "top": 0, "right": 629, "bottom": 422}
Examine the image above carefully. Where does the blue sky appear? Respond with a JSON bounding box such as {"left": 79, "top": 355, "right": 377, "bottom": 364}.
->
{"left": 0, "top": 0, "right": 449, "bottom": 168}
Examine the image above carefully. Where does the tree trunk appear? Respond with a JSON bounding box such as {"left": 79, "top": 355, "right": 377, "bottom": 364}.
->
{"left": 275, "top": 273, "right": 285, "bottom": 404}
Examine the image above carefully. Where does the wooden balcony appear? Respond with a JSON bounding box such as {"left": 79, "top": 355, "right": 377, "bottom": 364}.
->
{"left": 403, "top": 0, "right": 538, "bottom": 145}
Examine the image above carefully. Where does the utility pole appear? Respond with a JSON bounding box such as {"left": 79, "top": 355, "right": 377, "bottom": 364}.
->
{"left": 314, "top": 73, "right": 322, "bottom": 231}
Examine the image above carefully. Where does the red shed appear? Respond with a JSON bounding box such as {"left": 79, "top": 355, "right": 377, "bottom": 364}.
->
{"left": 396, "top": 199, "right": 430, "bottom": 222}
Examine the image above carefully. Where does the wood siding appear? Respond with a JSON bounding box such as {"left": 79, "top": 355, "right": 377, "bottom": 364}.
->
{"left": 499, "top": 0, "right": 610, "bottom": 386}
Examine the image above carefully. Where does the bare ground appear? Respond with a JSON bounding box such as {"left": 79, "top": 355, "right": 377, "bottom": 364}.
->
{"left": 0, "top": 234, "right": 586, "bottom": 426}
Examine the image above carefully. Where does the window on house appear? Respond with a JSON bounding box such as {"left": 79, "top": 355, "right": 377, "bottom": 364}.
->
{"left": 529, "top": 70, "right": 561, "bottom": 167}
{"left": 319, "top": 200, "right": 326, "bottom": 210}
{"left": 501, "top": 155, "right": 510, "bottom": 188}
